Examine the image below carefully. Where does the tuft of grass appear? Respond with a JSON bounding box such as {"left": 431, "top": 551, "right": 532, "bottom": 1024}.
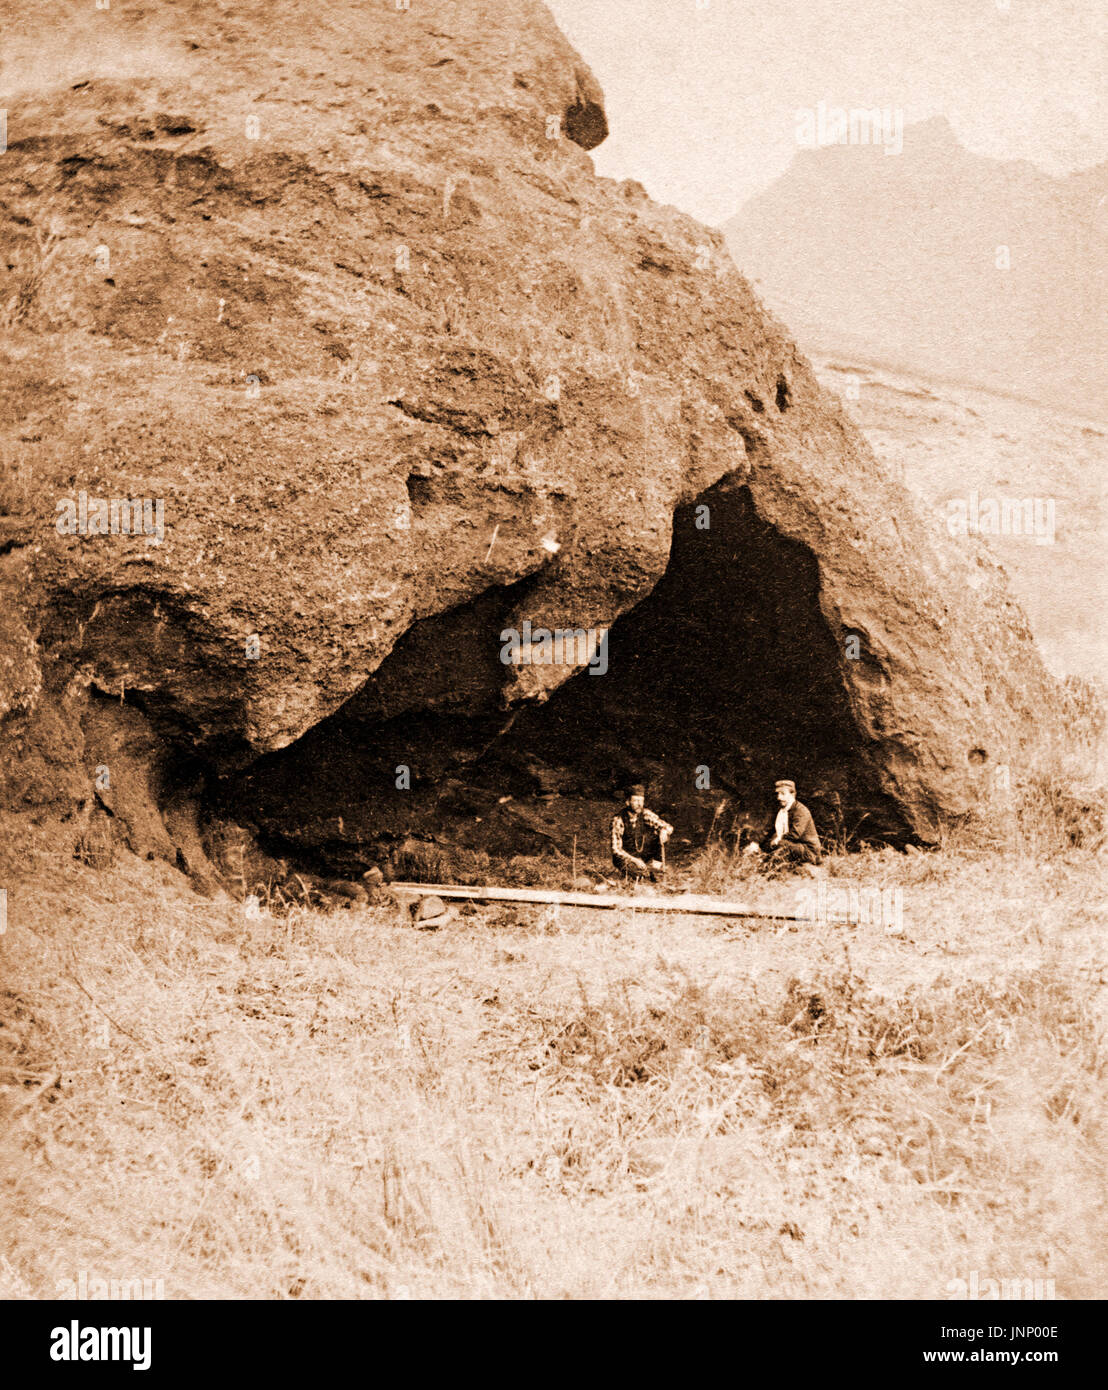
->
{"left": 0, "top": 222, "right": 65, "bottom": 331}
{"left": 74, "top": 812, "right": 117, "bottom": 871}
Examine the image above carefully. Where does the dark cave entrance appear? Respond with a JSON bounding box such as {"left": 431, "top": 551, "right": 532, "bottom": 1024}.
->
{"left": 210, "top": 479, "right": 911, "bottom": 878}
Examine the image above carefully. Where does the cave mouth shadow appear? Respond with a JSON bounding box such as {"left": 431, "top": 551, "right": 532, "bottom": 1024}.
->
{"left": 210, "top": 480, "right": 911, "bottom": 877}
{"left": 496, "top": 479, "right": 906, "bottom": 849}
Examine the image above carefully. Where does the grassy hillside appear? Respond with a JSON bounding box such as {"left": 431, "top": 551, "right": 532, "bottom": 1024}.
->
{"left": 2, "top": 780, "right": 1105, "bottom": 1299}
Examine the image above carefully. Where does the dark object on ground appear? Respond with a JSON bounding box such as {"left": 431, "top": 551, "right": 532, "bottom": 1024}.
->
{"left": 321, "top": 878, "right": 368, "bottom": 902}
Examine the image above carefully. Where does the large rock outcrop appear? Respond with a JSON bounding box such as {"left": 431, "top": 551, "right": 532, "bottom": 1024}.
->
{"left": 0, "top": 0, "right": 1060, "bottom": 867}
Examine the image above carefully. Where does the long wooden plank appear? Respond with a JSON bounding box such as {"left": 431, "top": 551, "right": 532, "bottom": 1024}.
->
{"left": 388, "top": 881, "right": 798, "bottom": 919}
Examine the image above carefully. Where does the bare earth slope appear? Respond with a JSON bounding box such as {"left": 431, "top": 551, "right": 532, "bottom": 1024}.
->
{"left": 0, "top": 0, "right": 1060, "bottom": 867}
{"left": 811, "top": 356, "right": 1108, "bottom": 688}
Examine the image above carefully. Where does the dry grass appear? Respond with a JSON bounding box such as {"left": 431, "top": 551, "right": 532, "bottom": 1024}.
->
{"left": 1, "top": 803, "right": 1105, "bottom": 1300}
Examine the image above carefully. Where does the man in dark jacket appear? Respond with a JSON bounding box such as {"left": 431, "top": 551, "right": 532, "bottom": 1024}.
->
{"left": 745, "top": 779, "right": 821, "bottom": 869}
{"left": 610, "top": 783, "right": 673, "bottom": 881}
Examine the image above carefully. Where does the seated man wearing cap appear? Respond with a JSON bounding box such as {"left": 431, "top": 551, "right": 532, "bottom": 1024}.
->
{"left": 745, "top": 779, "right": 821, "bottom": 869}
{"left": 611, "top": 783, "right": 673, "bottom": 882}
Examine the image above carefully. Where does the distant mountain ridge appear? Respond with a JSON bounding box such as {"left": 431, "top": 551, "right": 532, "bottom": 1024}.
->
{"left": 724, "top": 117, "right": 1108, "bottom": 420}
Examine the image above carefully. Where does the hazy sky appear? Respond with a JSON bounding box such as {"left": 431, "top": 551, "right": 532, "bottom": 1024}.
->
{"left": 546, "top": 0, "right": 1108, "bottom": 224}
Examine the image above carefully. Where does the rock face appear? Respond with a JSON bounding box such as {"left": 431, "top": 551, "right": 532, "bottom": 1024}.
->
{"left": 0, "top": 0, "right": 1060, "bottom": 869}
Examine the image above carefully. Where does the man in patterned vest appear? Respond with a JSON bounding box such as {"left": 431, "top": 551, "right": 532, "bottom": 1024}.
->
{"left": 610, "top": 783, "right": 673, "bottom": 882}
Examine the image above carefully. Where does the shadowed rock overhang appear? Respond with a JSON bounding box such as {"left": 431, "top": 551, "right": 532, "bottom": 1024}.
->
{"left": 211, "top": 476, "right": 915, "bottom": 869}
{"left": 0, "top": 0, "right": 1060, "bottom": 878}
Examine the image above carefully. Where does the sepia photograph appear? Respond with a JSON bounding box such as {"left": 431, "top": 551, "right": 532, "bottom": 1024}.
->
{"left": 0, "top": 0, "right": 1103, "bottom": 1345}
